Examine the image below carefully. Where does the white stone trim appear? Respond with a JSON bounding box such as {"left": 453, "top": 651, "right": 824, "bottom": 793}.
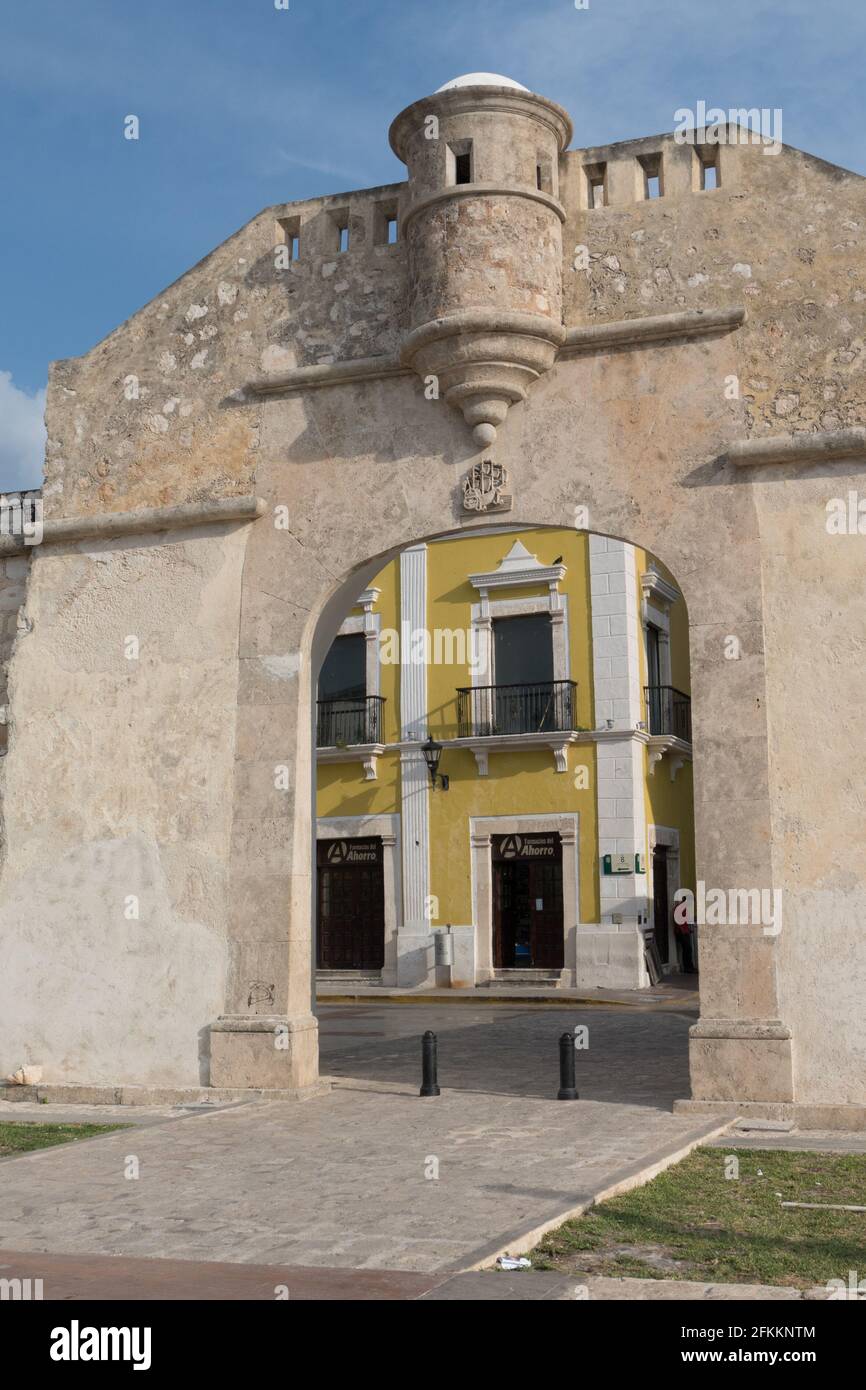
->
{"left": 399, "top": 546, "right": 427, "bottom": 740}
{"left": 397, "top": 546, "right": 432, "bottom": 983}
{"left": 590, "top": 536, "right": 649, "bottom": 929}
{"left": 315, "top": 814, "right": 402, "bottom": 985}
{"left": 646, "top": 733, "right": 692, "bottom": 779}
{"left": 469, "top": 813, "right": 579, "bottom": 982}
{"left": 469, "top": 594, "right": 570, "bottom": 687}
{"left": 469, "top": 538, "right": 567, "bottom": 594}
{"left": 642, "top": 596, "right": 673, "bottom": 691}
{"left": 338, "top": 591, "right": 381, "bottom": 698}
{"left": 641, "top": 567, "right": 681, "bottom": 610}
{"left": 315, "top": 744, "right": 386, "bottom": 781}
{"left": 589, "top": 534, "right": 642, "bottom": 729}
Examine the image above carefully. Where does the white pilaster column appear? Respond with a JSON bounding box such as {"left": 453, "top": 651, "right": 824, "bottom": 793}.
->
{"left": 398, "top": 545, "right": 433, "bottom": 985}
{"left": 590, "top": 535, "right": 649, "bottom": 936}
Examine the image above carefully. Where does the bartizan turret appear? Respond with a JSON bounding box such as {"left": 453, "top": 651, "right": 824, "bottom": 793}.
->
{"left": 390, "top": 73, "right": 573, "bottom": 447}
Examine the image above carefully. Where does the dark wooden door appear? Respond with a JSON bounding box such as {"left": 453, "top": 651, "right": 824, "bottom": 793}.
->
{"left": 652, "top": 844, "right": 670, "bottom": 966}
{"left": 494, "top": 860, "right": 532, "bottom": 967}
{"left": 528, "top": 857, "right": 564, "bottom": 968}
{"left": 316, "top": 838, "right": 384, "bottom": 970}
{"left": 492, "top": 833, "right": 564, "bottom": 969}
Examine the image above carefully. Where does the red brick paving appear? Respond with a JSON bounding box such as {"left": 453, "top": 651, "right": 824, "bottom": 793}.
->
{"left": 0, "top": 1249, "right": 442, "bottom": 1301}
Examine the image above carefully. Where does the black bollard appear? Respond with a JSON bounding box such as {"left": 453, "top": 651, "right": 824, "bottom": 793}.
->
{"left": 557, "top": 1031, "right": 579, "bottom": 1100}
{"left": 420, "top": 1030, "right": 441, "bottom": 1097}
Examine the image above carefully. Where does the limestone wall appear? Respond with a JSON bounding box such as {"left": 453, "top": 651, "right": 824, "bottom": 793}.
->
{"left": 0, "top": 523, "right": 248, "bottom": 1087}
{"left": 562, "top": 132, "right": 866, "bottom": 438}
{"left": 44, "top": 182, "right": 407, "bottom": 520}
{"left": 0, "top": 490, "right": 40, "bottom": 754}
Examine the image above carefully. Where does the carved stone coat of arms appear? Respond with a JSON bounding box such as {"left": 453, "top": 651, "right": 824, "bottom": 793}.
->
{"left": 462, "top": 460, "right": 513, "bottom": 514}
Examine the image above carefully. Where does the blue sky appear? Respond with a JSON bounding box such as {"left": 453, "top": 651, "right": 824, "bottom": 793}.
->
{"left": 2, "top": 0, "right": 865, "bottom": 490}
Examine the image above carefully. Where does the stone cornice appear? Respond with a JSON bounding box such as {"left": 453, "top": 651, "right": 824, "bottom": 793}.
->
{"left": 561, "top": 305, "right": 745, "bottom": 355}
{"left": 401, "top": 183, "right": 566, "bottom": 232}
{"left": 725, "top": 428, "right": 866, "bottom": 468}
{"left": 641, "top": 568, "right": 681, "bottom": 607}
{"left": 0, "top": 495, "right": 266, "bottom": 556}
{"left": 246, "top": 353, "right": 407, "bottom": 397}
{"left": 389, "top": 86, "right": 573, "bottom": 160}
{"left": 242, "top": 306, "right": 744, "bottom": 399}
{"left": 400, "top": 308, "right": 568, "bottom": 361}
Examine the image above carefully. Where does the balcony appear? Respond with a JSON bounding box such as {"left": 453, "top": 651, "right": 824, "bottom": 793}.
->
{"left": 457, "top": 680, "right": 578, "bottom": 739}
{"left": 644, "top": 685, "right": 692, "bottom": 743}
{"left": 316, "top": 696, "right": 386, "bottom": 781}
{"left": 317, "top": 695, "right": 385, "bottom": 748}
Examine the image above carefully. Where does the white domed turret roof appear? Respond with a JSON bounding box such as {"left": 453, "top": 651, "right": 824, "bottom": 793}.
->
{"left": 436, "top": 73, "right": 529, "bottom": 92}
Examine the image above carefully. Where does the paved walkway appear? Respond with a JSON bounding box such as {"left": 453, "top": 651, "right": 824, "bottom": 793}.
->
{"left": 0, "top": 1004, "right": 725, "bottom": 1274}
{"left": 0, "top": 1090, "right": 725, "bottom": 1272}
{"left": 319, "top": 1001, "right": 697, "bottom": 1105}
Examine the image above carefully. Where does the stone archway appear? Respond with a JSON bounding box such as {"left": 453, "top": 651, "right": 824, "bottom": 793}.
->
{"left": 209, "top": 327, "right": 789, "bottom": 1117}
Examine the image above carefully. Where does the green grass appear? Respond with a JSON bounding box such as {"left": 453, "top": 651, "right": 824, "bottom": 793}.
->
{"left": 529, "top": 1147, "right": 866, "bottom": 1289}
{"left": 0, "top": 1121, "right": 127, "bottom": 1157}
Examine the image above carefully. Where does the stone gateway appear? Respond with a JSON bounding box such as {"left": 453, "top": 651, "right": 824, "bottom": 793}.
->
{"left": 1, "top": 73, "right": 865, "bottom": 1128}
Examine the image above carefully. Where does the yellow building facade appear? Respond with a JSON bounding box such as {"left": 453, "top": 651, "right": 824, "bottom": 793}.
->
{"left": 316, "top": 527, "right": 695, "bottom": 991}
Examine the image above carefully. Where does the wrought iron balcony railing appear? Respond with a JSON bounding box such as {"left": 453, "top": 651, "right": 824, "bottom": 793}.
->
{"left": 456, "top": 680, "right": 578, "bottom": 738}
{"left": 644, "top": 685, "right": 692, "bottom": 742}
{"left": 316, "top": 695, "right": 385, "bottom": 748}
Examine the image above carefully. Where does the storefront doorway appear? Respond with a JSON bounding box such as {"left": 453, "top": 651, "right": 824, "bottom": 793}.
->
{"left": 316, "top": 838, "right": 385, "bottom": 970}
{"left": 492, "top": 832, "right": 564, "bottom": 969}
{"left": 652, "top": 843, "right": 671, "bottom": 966}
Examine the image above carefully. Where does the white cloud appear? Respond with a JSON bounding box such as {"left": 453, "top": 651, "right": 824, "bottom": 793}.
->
{"left": 0, "top": 371, "right": 46, "bottom": 492}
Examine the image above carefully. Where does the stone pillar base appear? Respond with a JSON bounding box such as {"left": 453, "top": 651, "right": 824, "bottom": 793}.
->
{"left": 689, "top": 1018, "right": 794, "bottom": 1105}
{"left": 574, "top": 927, "right": 649, "bottom": 990}
{"left": 395, "top": 932, "right": 434, "bottom": 987}
{"left": 209, "top": 1014, "right": 319, "bottom": 1090}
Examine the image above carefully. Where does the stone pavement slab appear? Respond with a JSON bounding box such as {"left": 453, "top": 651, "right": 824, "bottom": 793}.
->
{"left": 706, "top": 1129, "right": 866, "bottom": 1154}
{"left": 0, "top": 1088, "right": 727, "bottom": 1273}
{"left": 0, "top": 1100, "right": 211, "bottom": 1128}
{"left": 422, "top": 1272, "right": 830, "bottom": 1300}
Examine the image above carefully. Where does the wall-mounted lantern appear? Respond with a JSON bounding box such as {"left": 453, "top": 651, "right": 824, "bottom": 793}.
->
{"left": 422, "top": 736, "right": 450, "bottom": 790}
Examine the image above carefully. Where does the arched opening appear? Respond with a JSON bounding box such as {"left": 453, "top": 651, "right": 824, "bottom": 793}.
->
{"left": 309, "top": 521, "right": 698, "bottom": 1105}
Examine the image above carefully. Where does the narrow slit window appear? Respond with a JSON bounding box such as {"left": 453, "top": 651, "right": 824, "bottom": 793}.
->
{"left": 535, "top": 156, "right": 554, "bottom": 194}
{"left": 455, "top": 151, "right": 472, "bottom": 184}
{"left": 339, "top": 225, "right": 350, "bottom": 253}
{"left": 447, "top": 141, "right": 474, "bottom": 186}
{"left": 584, "top": 162, "right": 607, "bottom": 209}
{"left": 693, "top": 146, "right": 721, "bottom": 192}
{"left": 701, "top": 160, "right": 719, "bottom": 190}
{"left": 374, "top": 201, "right": 399, "bottom": 246}
{"left": 638, "top": 154, "right": 664, "bottom": 200}
{"left": 276, "top": 216, "right": 301, "bottom": 266}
